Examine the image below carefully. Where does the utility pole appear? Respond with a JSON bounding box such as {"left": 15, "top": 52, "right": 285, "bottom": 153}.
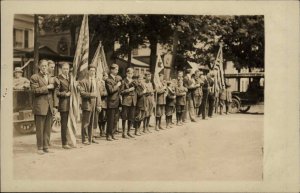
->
{"left": 34, "top": 14, "right": 39, "bottom": 73}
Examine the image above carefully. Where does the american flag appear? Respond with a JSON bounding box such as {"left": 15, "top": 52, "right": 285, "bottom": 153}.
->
{"left": 213, "top": 44, "right": 225, "bottom": 90}
{"left": 67, "top": 15, "right": 89, "bottom": 146}
{"left": 90, "top": 41, "right": 108, "bottom": 81}
{"left": 153, "top": 54, "right": 164, "bottom": 88}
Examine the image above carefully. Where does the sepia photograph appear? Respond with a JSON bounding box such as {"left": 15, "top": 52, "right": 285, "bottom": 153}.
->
{"left": 1, "top": 1, "right": 299, "bottom": 192}
{"left": 12, "top": 13, "right": 264, "bottom": 181}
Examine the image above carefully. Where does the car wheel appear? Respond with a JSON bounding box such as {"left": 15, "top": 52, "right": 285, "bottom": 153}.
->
{"left": 231, "top": 98, "right": 240, "bottom": 113}
{"left": 240, "top": 105, "right": 251, "bottom": 113}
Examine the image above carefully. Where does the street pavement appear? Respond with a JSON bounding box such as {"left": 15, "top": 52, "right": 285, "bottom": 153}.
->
{"left": 13, "top": 105, "right": 263, "bottom": 181}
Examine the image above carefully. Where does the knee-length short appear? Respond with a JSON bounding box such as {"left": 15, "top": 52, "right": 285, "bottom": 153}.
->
{"left": 176, "top": 105, "right": 185, "bottom": 113}
{"left": 155, "top": 105, "right": 165, "bottom": 117}
{"left": 135, "top": 108, "right": 146, "bottom": 122}
{"left": 165, "top": 105, "right": 175, "bottom": 116}
{"left": 121, "top": 105, "right": 135, "bottom": 121}
{"left": 98, "top": 108, "right": 107, "bottom": 123}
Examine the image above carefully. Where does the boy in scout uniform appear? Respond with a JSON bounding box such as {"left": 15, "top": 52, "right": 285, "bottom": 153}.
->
{"left": 175, "top": 78, "right": 188, "bottom": 126}
{"left": 120, "top": 68, "right": 137, "bottom": 138}
{"left": 193, "top": 70, "right": 203, "bottom": 116}
{"left": 105, "top": 64, "right": 122, "bottom": 141}
{"left": 155, "top": 73, "right": 168, "bottom": 131}
{"left": 218, "top": 87, "right": 226, "bottom": 115}
{"left": 97, "top": 72, "right": 108, "bottom": 138}
{"left": 78, "top": 65, "right": 102, "bottom": 145}
{"left": 134, "top": 74, "right": 148, "bottom": 135}
{"left": 207, "top": 71, "right": 216, "bottom": 118}
{"left": 165, "top": 81, "right": 176, "bottom": 129}
{"left": 143, "top": 72, "right": 155, "bottom": 132}
{"left": 225, "top": 83, "right": 232, "bottom": 114}
{"left": 183, "top": 68, "right": 200, "bottom": 122}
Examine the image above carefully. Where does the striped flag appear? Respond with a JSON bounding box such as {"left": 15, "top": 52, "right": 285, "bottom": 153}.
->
{"left": 153, "top": 55, "right": 164, "bottom": 88}
{"left": 66, "top": 15, "right": 89, "bottom": 147}
{"left": 213, "top": 44, "right": 225, "bottom": 89}
{"left": 91, "top": 42, "right": 109, "bottom": 81}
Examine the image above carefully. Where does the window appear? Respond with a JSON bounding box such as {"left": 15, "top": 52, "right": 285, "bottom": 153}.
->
{"left": 14, "top": 28, "right": 24, "bottom": 48}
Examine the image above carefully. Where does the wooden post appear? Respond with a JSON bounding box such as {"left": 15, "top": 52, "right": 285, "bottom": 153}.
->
{"left": 33, "top": 14, "right": 39, "bottom": 73}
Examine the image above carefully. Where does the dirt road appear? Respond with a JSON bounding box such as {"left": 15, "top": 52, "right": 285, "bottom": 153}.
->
{"left": 13, "top": 107, "right": 263, "bottom": 181}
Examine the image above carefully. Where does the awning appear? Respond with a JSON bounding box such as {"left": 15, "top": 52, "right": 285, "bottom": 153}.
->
{"left": 14, "top": 45, "right": 73, "bottom": 62}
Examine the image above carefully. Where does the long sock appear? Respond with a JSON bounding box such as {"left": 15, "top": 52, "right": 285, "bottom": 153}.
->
{"left": 147, "top": 117, "right": 150, "bottom": 128}
{"left": 122, "top": 120, "right": 126, "bottom": 135}
{"left": 170, "top": 115, "right": 172, "bottom": 124}
{"left": 143, "top": 118, "right": 146, "bottom": 131}
{"left": 127, "top": 121, "right": 131, "bottom": 134}
{"left": 180, "top": 112, "right": 183, "bottom": 122}
{"left": 176, "top": 113, "right": 179, "bottom": 123}
{"left": 159, "top": 117, "right": 162, "bottom": 128}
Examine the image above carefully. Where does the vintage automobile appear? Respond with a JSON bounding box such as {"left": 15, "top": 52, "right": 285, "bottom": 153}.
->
{"left": 13, "top": 89, "right": 36, "bottom": 134}
{"left": 224, "top": 72, "right": 264, "bottom": 113}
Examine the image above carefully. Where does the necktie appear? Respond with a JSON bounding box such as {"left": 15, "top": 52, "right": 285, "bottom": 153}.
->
{"left": 43, "top": 74, "right": 48, "bottom": 83}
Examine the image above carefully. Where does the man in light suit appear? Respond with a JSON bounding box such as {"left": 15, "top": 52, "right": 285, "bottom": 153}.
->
{"left": 78, "top": 65, "right": 102, "bottom": 145}
{"left": 105, "top": 64, "right": 122, "bottom": 141}
{"left": 56, "top": 63, "right": 72, "bottom": 149}
{"left": 30, "top": 59, "right": 58, "bottom": 154}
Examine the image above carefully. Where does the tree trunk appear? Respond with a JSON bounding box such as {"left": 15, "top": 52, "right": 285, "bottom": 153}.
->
{"left": 33, "top": 14, "right": 39, "bottom": 74}
{"left": 127, "top": 35, "right": 132, "bottom": 68}
{"left": 170, "top": 29, "right": 179, "bottom": 79}
{"left": 103, "top": 39, "right": 115, "bottom": 66}
{"left": 149, "top": 37, "right": 158, "bottom": 74}
{"left": 70, "top": 25, "right": 76, "bottom": 56}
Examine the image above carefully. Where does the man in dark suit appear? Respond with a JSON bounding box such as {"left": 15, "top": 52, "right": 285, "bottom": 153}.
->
{"left": 155, "top": 73, "right": 168, "bottom": 131}
{"left": 105, "top": 64, "right": 122, "bottom": 141}
{"left": 30, "top": 59, "right": 58, "bottom": 154}
{"left": 199, "top": 70, "right": 209, "bottom": 120}
{"left": 56, "top": 63, "right": 72, "bottom": 149}
{"left": 120, "top": 68, "right": 137, "bottom": 138}
{"left": 207, "top": 71, "right": 216, "bottom": 118}
{"left": 78, "top": 65, "right": 102, "bottom": 145}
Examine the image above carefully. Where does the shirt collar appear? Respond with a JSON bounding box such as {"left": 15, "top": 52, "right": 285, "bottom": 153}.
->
{"left": 110, "top": 74, "right": 116, "bottom": 80}
{"left": 40, "top": 71, "right": 48, "bottom": 76}
{"left": 62, "top": 74, "right": 68, "bottom": 80}
{"left": 126, "top": 77, "right": 132, "bottom": 82}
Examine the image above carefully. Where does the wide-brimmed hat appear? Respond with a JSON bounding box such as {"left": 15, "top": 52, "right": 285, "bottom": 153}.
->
{"left": 14, "top": 67, "right": 23, "bottom": 73}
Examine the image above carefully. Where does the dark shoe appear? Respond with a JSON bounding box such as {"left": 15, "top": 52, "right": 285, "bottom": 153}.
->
{"left": 62, "top": 145, "right": 71, "bottom": 149}
{"left": 191, "top": 119, "right": 197, "bottom": 122}
{"left": 92, "top": 140, "right": 99, "bottom": 144}
{"left": 112, "top": 136, "right": 118, "bottom": 140}
{"left": 159, "top": 126, "right": 164, "bottom": 130}
{"left": 106, "top": 138, "right": 112, "bottom": 141}
{"left": 127, "top": 133, "right": 134, "bottom": 138}
{"left": 43, "top": 149, "right": 54, "bottom": 153}
{"left": 37, "top": 150, "right": 44, "bottom": 155}
{"left": 122, "top": 134, "right": 129, "bottom": 139}
{"left": 149, "top": 124, "right": 153, "bottom": 127}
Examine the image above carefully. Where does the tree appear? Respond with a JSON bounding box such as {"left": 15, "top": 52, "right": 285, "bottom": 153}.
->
{"left": 175, "top": 15, "right": 264, "bottom": 70}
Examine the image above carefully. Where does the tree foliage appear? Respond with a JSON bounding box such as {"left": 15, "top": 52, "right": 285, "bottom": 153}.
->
{"left": 41, "top": 14, "right": 264, "bottom": 72}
